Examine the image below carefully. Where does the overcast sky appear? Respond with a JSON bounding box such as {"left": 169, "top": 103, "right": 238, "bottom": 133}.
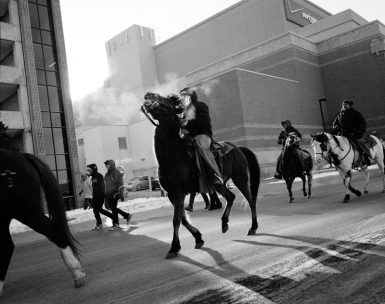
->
{"left": 60, "top": 0, "right": 385, "bottom": 102}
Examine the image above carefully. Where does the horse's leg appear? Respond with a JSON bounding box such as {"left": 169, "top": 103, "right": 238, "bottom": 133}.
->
{"left": 166, "top": 191, "right": 184, "bottom": 259}
{"left": 181, "top": 214, "right": 204, "bottom": 249}
{"left": 234, "top": 180, "right": 258, "bottom": 235}
{"left": 338, "top": 169, "right": 352, "bottom": 203}
{"left": 285, "top": 177, "right": 294, "bottom": 203}
{"left": 362, "top": 167, "right": 370, "bottom": 194}
{"left": 0, "top": 220, "right": 13, "bottom": 297}
{"left": 214, "top": 184, "right": 235, "bottom": 233}
{"left": 307, "top": 172, "right": 312, "bottom": 198}
{"left": 14, "top": 213, "right": 85, "bottom": 287}
{"left": 373, "top": 147, "right": 385, "bottom": 193}
{"left": 301, "top": 175, "right": 307, "bottom": 197}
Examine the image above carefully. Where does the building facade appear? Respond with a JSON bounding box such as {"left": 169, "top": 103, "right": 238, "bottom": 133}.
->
{"left": 104, "top": 0, "right": 385, "bottom": 177}
{"left": 0, "top": 0, "right": 80, "bottom": 208}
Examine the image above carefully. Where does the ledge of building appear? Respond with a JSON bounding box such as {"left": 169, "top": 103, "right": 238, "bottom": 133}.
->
{"left": 185, "top": 31, "right": 317, "bottom": 85}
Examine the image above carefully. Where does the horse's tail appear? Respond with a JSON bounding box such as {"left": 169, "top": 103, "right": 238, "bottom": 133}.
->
{"left": 239, "top": 147, "right": 260, "bottom": 202}
{"left": 23, "top": 153, "right": 80, "bottom": 258}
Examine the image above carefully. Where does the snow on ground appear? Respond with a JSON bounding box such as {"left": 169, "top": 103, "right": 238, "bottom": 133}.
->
{"left": 9, "top": 166, "right": 379, "bottom": 234}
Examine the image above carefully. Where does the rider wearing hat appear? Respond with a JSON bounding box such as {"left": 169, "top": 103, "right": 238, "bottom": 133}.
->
{"left": 274, "top": 120, "right": 304, "bottom": 179}
{"left": 179, "top": 87, "right": 223, "bottom": 188}
{"left": 332, "top": 99, "right": 372, "bottom": 165}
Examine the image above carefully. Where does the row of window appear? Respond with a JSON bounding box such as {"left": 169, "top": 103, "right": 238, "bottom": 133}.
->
{"left": 28, "top": 0, "right": 74, "bottom": 205}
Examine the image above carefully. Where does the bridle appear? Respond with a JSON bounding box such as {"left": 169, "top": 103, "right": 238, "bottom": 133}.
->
{"left": 140, "top": 105, "right": 159, "bottom": 127}
{"left": 314, "top": 133, "right": 352, "bottom": 166}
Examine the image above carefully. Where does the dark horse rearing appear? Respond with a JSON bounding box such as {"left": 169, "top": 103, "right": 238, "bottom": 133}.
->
{"left": 0, "top": 149, "right": 85, "bottom": 297}
{"left": 142, "top": 92, "right": 260, "bottom": 259}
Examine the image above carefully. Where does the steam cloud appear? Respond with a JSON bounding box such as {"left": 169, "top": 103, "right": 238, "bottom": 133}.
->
{"left": 73, "top": 87, "right": 142, "bottom": 126}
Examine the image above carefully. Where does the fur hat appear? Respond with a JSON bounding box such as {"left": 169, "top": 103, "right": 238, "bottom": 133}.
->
{"left": 87, "top": 163, "right": 98, "bottom": 173}
{"left": 180, "top": 87, "right": 198, "bottom": 102}
{"left": 342, "top": 99, "right": 353, "bottom": 106}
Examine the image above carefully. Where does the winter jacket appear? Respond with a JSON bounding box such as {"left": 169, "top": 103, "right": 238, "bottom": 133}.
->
{"left": 332, "top": 108, "right": 366, "bottom": 138}
{"left": 181, "top": 92, "right": 213, "bottom": 137}
{"left": 104, "top": 160, "right": 123, "bottom": 199}
{"left": 278, "top": 120, "right": 302, "bottom": 145}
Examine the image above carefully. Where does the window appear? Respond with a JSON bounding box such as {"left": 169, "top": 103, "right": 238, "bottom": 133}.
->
{"left": 38, "top": 85, "right": 49, "bottom": 110}
{"left": 118, "top": 137, "right": 127, "bottom": 150}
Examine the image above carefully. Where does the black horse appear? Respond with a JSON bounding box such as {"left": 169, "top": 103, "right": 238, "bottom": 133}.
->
{"left": 0, "top": 149, "right": 85, "bottom": 297}
{"left": 277, "top": 134, "right": 313, "bottom": 203}
{"left": 142, "top": 92, "right": 260, "bottom": 259}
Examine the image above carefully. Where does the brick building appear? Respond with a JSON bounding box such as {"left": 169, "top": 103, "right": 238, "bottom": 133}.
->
{"left": 104, "top": 0, "right": 385, "bottom": 176}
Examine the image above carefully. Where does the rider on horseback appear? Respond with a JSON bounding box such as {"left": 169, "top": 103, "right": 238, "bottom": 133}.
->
{"left": 274, "top": 120, "right": 305, "bottom": 179}
{"left": 332, "top": 99, "right": 372, "bottom": 166}
{"left": 178, "top": 87, "right": 223, "bottom": 188}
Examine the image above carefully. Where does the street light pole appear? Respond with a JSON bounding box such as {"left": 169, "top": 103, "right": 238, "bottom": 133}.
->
{"left": 319, "top": 97, "right": 328, "bottom": 132}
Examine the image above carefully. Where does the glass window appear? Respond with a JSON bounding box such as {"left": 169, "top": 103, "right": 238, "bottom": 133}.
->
{"left": 43, "top": 45, "right": 56, "bottom": 71}
{"left": 52, "top": 128, "right": 65, "bottom": 153}
{"left": 57, "top": 171, "right": 70, "bottom": 193}
{"left": 43, "top": 128, "right": 54, "bottom": 154}
{"left": 46, "top": 71, "right": 58, "bottom": 86}
{"left": 31, "top": 28, "right": 41, "bottom": 43}
{"left": 56, "top": 155, "right": 68, "bottom": 170}
{"left": 51, "top": 113, "right": 64, "bottom": 127}
{"left": 38, "top": 6, "right": 51, "bottom": 31}
{"left": 28, "top": 3, "right": 39, "bottom": 28}
{"left": 41, "top": 111, "right": 51, "bottom": 127}
{"left": 37, "top": 0, "right": 48, "bottom": 6}
{"left": 48, "top": 87, "right": 62, "bottom": 111}
{"left": 118, "top": 137, "right": 127, "bottom": 149}
{"left": 38, "top": 85, "right": 49, "bottom": 110}
{"left": 45, "top": 155, "right": 56, "bottom": 170}
{"left": 33, "top": 44, "right": 44, "bottom": 69}
{"left": 41, "top": 30, "right": 52, "bottom": 45}
{"left": 36, "top": 70, "right": 46, "bottom": 85}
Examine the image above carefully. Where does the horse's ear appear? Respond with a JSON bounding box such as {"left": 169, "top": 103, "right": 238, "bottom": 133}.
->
{"left": 310, "top": 134, "right": 314, "bottom": 139}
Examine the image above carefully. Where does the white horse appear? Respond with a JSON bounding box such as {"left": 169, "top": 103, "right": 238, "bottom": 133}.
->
{"left": 311, "top": 132, "right": 385, "bottom": 203}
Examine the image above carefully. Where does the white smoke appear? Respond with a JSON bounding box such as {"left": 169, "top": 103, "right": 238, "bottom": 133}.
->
{"left": 73, "top": 86, "right": 142, "bottom": 126}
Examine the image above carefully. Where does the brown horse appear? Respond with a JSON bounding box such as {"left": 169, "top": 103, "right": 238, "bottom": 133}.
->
{"left": 0, "top": 149, "right": 85, "bottom": 297}
{"left": 142, "top": 92, "right": 260, "bottom": 259}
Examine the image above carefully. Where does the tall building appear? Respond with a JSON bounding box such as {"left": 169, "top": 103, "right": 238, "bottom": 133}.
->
{"left": 105, "top": 0, "right": 385, "bottom": 177}
{"left": 0, "top": 0, "right": 80, "bottom": 209}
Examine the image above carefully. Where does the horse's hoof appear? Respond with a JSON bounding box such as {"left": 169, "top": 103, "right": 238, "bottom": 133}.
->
{"left": 222, "top": 224, "right": 229, "bottom": 233}
{"left": 165, "top": 252, "right": 178, "bottom": 259}
{"left": 356, "top": 191, "right": 362, "bottom": 197}
{"left": 303, "top": 192, "right": 307, "bottom": 197}
{"left": 364, "top": 190, "right": 368, "bottom": 195}
{"left": 307, "top": 194, "right": 311, "bottom": 199}
{"left": 289, "top": 197, "right": 294, "bottom": 203}
{"left": 185, "top": 206, "right": 193, "bottom": 212}
{"left": 382, "top": 189, "right": 385, "bottom": 193}
{"left": 195, "top": 241, "right": 204, "bottom": 249}
{"left": 247, "top": 229, "right": 257, "bottom": 235}
{"left": 74, "top": 272, "right": 86, "bottom": 288}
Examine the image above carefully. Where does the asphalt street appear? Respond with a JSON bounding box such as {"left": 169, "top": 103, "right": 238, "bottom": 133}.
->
{"left": 3, "top": 168, "right": 385, "bottom": 304}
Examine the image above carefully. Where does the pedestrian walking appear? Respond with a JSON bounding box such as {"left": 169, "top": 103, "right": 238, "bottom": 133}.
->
{"left": 104, "top": 160, "right": 132, "bottom": 231}
{"left": 87, "top": 163, "right": 114, "bottom": 230}
{"left": 79, "top": 173, "right": 93, "bottom": 210}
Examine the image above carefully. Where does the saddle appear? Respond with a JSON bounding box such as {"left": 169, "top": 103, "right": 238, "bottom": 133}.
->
{"left": 347, "top": 134, "right": 376, "bottom": 167}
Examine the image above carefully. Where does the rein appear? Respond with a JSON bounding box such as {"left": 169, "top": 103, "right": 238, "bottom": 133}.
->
{"left": 141, "top": 106, "right": 159, "bottom": 127}
{"left": 322, "top": 135, "right": 352, "bottom": 167}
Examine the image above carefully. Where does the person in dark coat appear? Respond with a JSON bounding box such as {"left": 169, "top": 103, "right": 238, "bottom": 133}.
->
{"left": 86, "top": 163, "right": 114, "bottom": 230}
{"left": 274, "top": 120, "right": 304, "bottom": 179}
{"left": 104, "top": 160, "right": 132, "bottom": 231}
{"left": 332, "top": 99, "right": 372, "bottom": 165}
{"left": 179, "top": 87, "right": 222, "bottom": 188}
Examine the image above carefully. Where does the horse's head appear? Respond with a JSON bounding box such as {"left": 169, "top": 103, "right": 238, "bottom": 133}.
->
{"left": 285, "top": 132, "right": 299, "bottom": 148}
{"left": 143, "top": 92, "right": 179, "bottom": 123}
{"left": 311, "top": 132, "right": 329, "bottom": 164}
